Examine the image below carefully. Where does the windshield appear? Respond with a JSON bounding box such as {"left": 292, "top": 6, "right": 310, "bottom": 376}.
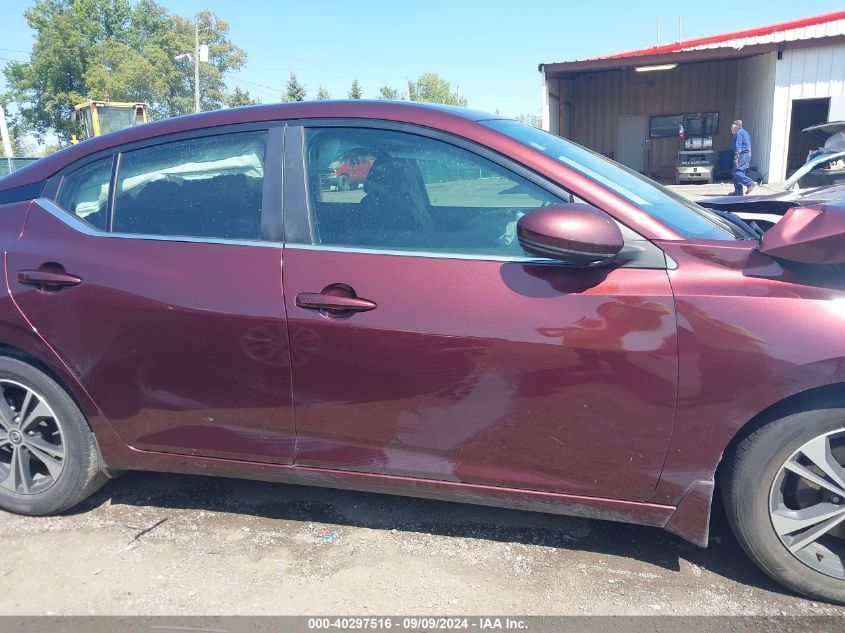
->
{"left": 482, "top": 119, "right": 735, "bottom": 240}
{"left": 97, "top": 106, "right": 136, "bottom": 135}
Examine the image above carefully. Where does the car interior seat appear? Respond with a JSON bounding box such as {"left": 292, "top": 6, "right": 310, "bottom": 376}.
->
{"left": 359, "top": 157, "right": 436, "bottom": 234}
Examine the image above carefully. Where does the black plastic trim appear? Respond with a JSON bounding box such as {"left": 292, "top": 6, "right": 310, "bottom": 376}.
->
{"left": 261, "top": 125, "right": 285, "bottom": 242}
{"left": 106, "top": 154, "right": 120, "bottom": 232}
{"left": 283, "top": 125, "right": 310, "bottom": 245}
{"left": 0, "top": 180, "right": 45, "bottom": 206}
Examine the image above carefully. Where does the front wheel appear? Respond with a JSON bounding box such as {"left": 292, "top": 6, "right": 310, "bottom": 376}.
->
{"left": 0, "top": 356, "right": 105, "bottom": 515}
{"left": 722, "top": 408, "right": 845, "bottom": 604}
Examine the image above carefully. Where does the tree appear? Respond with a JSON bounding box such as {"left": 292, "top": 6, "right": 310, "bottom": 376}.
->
{"left": 407, "top": 72, "right": 466, "bottom": 106}
{"left": 226, "top": 86, "right": 258, "bottom": 107}
{"left": 167, "top": 10, "right": 247, "bottom": 116}
{"left": 2, "top": 0, "right": 248, "bottom": 142}
{"left": 515, "top": 113, "right": 542, "bottom": 128}
{"left": 315, "top": 86, "right": 331, "bottom": 100}
{"left": 282, "top": 72, "right": 306, "bottom": 102}
{"left": 348, "top": 79, "right": 362, "bottom": 99}
{"left": 378, "top": 86, "right": 400, "bottom": 100}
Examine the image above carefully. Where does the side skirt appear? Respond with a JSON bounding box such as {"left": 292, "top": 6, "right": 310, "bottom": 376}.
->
{"left": 105, "top": 445, "right": 675, "bottom": 530}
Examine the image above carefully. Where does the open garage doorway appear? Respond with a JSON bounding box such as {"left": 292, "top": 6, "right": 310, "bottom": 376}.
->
{"left": 786, "top": 98, "right": 830, "bottom": 176}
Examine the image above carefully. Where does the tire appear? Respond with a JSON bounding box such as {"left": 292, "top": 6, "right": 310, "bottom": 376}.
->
{"left": 337, "top": 175, "right": 350, "bottom": 191}
{"left": 0, "top": 356, "right": 105, "bottom": 515}
{"left": 722, "top": 408, "right": 845, "bottom": 604}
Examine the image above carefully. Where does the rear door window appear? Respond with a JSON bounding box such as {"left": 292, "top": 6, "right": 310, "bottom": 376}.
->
{"left": 55, "top": 158, "right": 113, "bottom": 230}
{"left": 113, "top": 130, "right": 268, "bottom": 240}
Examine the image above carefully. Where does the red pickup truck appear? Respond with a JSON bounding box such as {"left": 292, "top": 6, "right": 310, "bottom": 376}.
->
{"left": 330, "top": 148, "right": 375, "bottom": 190}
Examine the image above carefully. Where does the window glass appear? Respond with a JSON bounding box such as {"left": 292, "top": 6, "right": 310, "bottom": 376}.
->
{"left": 483, "top": 119, "right": 735, "bottom": 240}
{"left": 304, "top": 127, "right": 562, "bottom": 255}
{"left": 97, "top": 106, "right": 135, "bottom": 135}
{"left": 55, "top": 158, "right": 112, "bottom": 230}
{"left": 113, "top": 131, "right": 267, "bottom": 240}
{"left": 650, "top": 114, "right": 683, "bottom": 138}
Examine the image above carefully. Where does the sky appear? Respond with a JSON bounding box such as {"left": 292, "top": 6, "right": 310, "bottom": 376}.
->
{"left": 1, "top": 0, "right": 843, "bottom": 120}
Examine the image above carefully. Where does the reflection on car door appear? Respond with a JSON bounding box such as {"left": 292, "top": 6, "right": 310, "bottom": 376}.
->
{"left": 282, "top": 124, "right": 678, "bottom": 501}
{"left": 7, "top": 128, "right": 296, "bottom": 463}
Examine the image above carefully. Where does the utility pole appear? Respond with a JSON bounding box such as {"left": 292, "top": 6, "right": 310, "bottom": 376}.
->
{"left": 194, "top": 20, "right": 200, "bottom": 113}
{"left": 0, "top": 105, "right": 13, "bottom": 175}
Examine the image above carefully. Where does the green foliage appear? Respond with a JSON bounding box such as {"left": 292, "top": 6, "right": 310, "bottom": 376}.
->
{"left": 315, "top": 86, "right": 330, "bottom": 100}
{"left": 168, "top": 10, "right": 247, "bottom": 115}
{"left": 3, "top": 0, "right": 248, "bottom": 141}
{"left": 348, "top": 79, "right": 362, "bottom": 100}
{"left": 226, "top": 86, "right": 258, "bottom": 107}
{"left": 515, "top": 113, "right": 542, "bottom": 128}
{"left": 282, "top": 72, "right": 306, "bottom": 102}
{"left": 377, "top": 85, "right": 400, "bottom": 100}
{"left": 407, "top": 72, "right": 466, "bottom": 107}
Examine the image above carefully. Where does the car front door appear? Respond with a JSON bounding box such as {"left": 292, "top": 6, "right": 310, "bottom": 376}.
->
{"left": 281, "top": 123, "right": 678, "bottom": 501}
{"left": 6, "top": 126, "right": 296, "bottom": 463}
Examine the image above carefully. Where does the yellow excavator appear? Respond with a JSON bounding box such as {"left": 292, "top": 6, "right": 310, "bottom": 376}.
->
{"left": 70, "top": 100, "right": 148, "bottom": 144}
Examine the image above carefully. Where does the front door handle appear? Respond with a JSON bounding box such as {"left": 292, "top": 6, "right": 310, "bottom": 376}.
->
{"left": 18, "top": 270, "right": 82, "bottom": 289}
{"left": 295, "top": 292, "right": 376, "bottom": 313}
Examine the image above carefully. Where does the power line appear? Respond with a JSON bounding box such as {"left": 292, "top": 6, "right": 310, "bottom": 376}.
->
{"left": 230, "top": 75, "right": 282, "bottom": 94}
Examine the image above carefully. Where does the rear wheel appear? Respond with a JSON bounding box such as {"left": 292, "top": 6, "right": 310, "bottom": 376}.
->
{"left": 337, "top": 174, "right": 350, "bottom": 191}
{"left": 723, "top": 408, "right": 845, "bottom": 604}
{"left": 0, "top": 356, "right": 104, "bottom": 515}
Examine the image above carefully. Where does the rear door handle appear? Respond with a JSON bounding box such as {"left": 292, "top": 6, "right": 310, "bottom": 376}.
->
{"left": 18, "top": 270, "right": 82, "bottom": 289}
{"left": 295, "top": 292, "right": 376, "bottom": 313}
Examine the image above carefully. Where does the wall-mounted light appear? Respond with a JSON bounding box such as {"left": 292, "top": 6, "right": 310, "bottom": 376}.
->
{"left": 634, "top": 64, "right": 678, "bottom": 72}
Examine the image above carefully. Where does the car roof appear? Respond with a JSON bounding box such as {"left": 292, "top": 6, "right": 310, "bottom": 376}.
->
{"left": 0, "top": 101, "right": 505, "bottom": 190}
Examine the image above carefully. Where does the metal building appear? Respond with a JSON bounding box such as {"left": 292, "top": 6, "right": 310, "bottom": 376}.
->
{"left": 540, "top": 10, "right": 845, "bottom": 184}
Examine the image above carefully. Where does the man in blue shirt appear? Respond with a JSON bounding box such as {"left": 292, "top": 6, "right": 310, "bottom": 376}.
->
{"left": 731, "top": 119, "right": 756, "bottom": 195}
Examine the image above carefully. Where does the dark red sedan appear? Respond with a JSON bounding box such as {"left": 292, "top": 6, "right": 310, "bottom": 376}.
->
{"left": 2, "top": 101, "right": 845, "bottom": 603}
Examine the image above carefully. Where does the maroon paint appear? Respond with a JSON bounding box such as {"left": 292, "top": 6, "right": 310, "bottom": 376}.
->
{"left": 6, "top": 202, "right": 295, "bottom": 463}
{"left": 101, "top": 442, "right": 676, "bottom": 529}
{"left": 0, "top": 203, "right": 129, "bottom": 461}
{"left": 649, "top": 238, "right": 845, "bottom": 505}
{"left": 3, "top": 102, "right": 845, "bottom": 545}
{"left": 760, "top": 204, "right": 845, "bottom": 264}
{"left": 516, "top": 203, "right": 624, "bottom": 259}
{"left": 283, "top": 248, "right": 678, "bottom": 501}
{"left": 663, "top": 480, "right": 715, "bottom": 547}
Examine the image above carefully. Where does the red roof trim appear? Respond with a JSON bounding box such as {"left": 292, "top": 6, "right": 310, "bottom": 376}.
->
{"left": 595, "top": 10, "right": 845, "bottom": 60}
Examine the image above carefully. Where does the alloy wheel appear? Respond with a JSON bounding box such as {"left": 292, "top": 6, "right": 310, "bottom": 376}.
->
{"left": 0, "top": 379, "right": 65, "bottom": 495}
{"left": 769, "top": 429, "right": 845, "bottom": 579}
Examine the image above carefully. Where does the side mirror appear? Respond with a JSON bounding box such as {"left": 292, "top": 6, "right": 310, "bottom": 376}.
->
{"left": 517, "top": 203, "right": 624, "bottom": 266}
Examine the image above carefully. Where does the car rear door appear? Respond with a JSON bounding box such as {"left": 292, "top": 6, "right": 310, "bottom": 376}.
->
{"left": 6, "top": 125, "right": 296, "bottom": 463}
{"left": 281, "top": 122, "right": 678, "bottom": 501}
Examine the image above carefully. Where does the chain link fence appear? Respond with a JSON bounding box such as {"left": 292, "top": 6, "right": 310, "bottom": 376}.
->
{"left": 0, "top": 157, "right": 41, "bottom": 178}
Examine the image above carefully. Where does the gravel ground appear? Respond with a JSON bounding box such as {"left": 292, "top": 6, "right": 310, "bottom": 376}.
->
{"left": 2, "top": 471, "right": 845, "bottom": 616}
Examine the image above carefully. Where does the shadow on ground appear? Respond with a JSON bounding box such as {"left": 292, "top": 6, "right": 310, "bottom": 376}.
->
{"left": 71, "top": 470, "right": 791, "bottom": 599}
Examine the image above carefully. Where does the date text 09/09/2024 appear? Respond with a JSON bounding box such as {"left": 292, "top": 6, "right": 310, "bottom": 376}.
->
{"left": 307, "top": 617, "right": 528, "bottom": 630}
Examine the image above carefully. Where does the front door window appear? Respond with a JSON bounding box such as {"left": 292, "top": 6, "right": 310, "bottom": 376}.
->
{"left": 304, "top": 127, "right": 563, "bottom": 256}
